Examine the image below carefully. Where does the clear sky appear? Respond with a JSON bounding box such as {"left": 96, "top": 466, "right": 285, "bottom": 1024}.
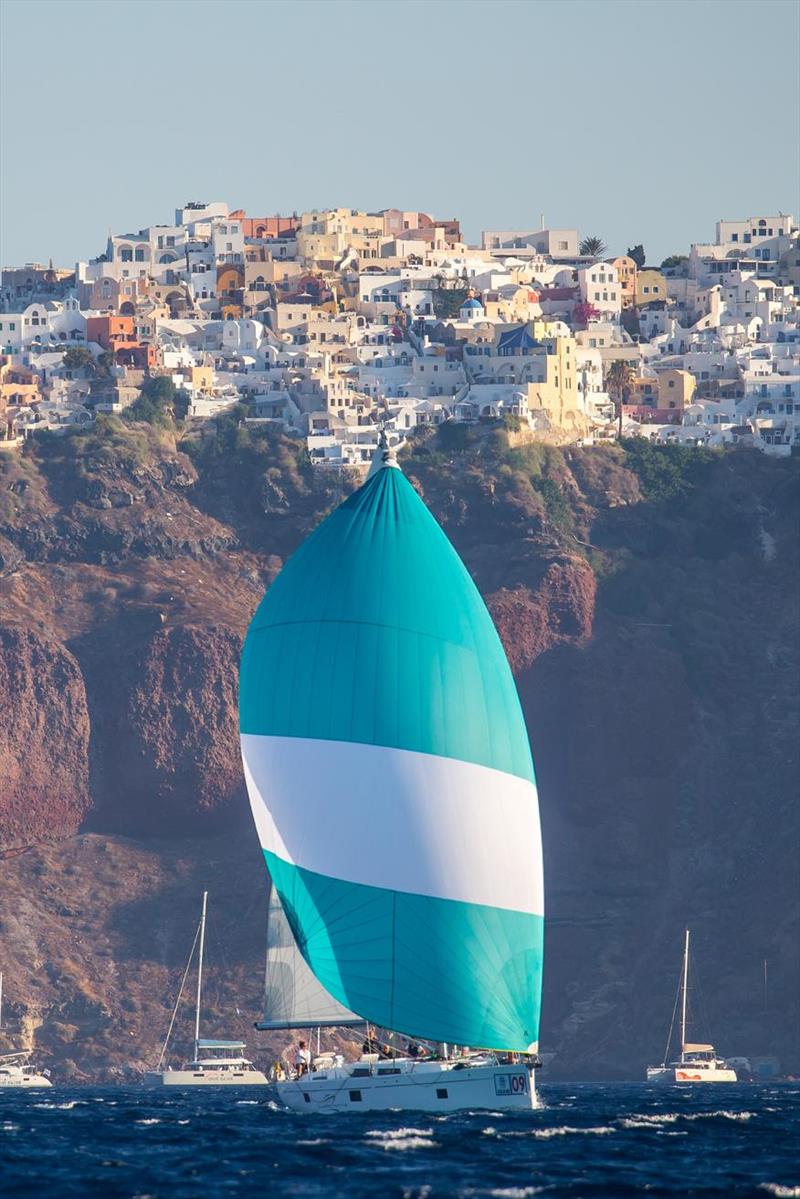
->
{"left": 1, "top": 0, "right": 798, "bottom": 268}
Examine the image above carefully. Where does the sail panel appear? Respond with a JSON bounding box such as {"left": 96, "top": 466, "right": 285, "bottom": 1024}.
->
{"left": 240, "top": 467, "right": 534, "bottom": 785}
{"left": 244, "top": 734, "right": 542, "bottom": 914}
{"left": 260, "top": 888, "right": 362, "bottom": 1030}
{"left": 266, "top": 851, "right": 543, "bottom": 1052}
{"left": 241, "top": 462, "right": 544, "bottom": 1051}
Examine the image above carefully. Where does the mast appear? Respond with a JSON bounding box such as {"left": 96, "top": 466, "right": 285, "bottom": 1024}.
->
{"left": 194, "top": 891, "right": 208, "bottom": 1059}
{"left": 680, "top": 929, "right": 690, "bottom": 1062}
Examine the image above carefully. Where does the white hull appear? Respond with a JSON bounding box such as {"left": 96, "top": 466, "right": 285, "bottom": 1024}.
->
{"left": 143, "top": 1068, "right": 269, "bottom": 1087}
{"left": 276, "top": 1058, "right": 536, "bottom": 1112}
{"left": 0, "top": 1071, "right": 51, "bottom": 1089}
{"left": 647, "top": 1065, "right": 737, "bottom": 1083}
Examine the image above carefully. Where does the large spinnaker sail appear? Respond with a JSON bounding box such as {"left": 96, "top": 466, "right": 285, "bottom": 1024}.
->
{"left": 240, "top": 451, "right": 544, "bottom": 1052}
{"left": 257, "top": 887, "right": 363, "bottom": 1030}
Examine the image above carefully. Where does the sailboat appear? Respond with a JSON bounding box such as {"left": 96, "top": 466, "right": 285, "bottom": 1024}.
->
{"left": 144, "top": 892, "right": 269, "bottom": 1087}
{"left": 646, "top": 930, "right": 737, "bottom": 1083}
{"left": 0, "top": 972, "right": 52, "bottom": 1089}
{"left": 240, "top": 435, "right": 544, "bottom": 1112}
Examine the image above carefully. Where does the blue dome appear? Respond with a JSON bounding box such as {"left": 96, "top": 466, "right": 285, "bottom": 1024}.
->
{"left": 461, "top": 297, "right": 483, "bottom": 310}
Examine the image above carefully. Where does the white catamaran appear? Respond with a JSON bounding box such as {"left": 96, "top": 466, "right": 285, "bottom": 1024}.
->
{"left": 0, "top": 972, "right": 52, "bottom": 1089}
{"left": 240, "top": 437, "right": 545, "bottom": 1112}
{"left": 144, "top": 892, "right": 268, "bottom": 1087}
{"left": 646, "top": 930, "right": 737, "bottom": 1083}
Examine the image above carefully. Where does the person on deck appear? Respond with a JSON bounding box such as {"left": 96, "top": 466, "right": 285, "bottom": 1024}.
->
{"left": 294, "top": 1040, "right": 311, "bottom": 1077}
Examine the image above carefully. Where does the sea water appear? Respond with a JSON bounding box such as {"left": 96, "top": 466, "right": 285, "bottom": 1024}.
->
{"left": 1, "top": 1083, "right": 797, "bottom": 1197}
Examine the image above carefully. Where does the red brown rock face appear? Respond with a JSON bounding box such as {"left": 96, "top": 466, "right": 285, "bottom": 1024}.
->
{"left": 487, "top": 556, "right": 597, "bottom": 676}
{"left": 109, "top": 624, "right": 247, "bottom": 835}
{"left": 0, "top": 625, "right": 91, "bottom": 849}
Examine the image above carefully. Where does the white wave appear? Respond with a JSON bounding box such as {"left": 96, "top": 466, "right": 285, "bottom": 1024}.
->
{"left": 482, "top": 1126, "right": 498, "bottom": 1137}
{"left": 531, "top": 1125, "right": 615, "bottom": 1139}
{"left": 381, "top": 1137, "right": 438, "bottom": 1151}
{"left": 758, "top": 1187, "right": 800, "bottom": 1198}
{"left": 620, "top": 1110, "right": 753, "bottom": 1128}
{"left": 2, "top": 1122, "right": 20, "bottom": 1132}
{"left": 297, "top": 1138, "right": 332, "bottom": 1146}
{"left": 177, "top": 1119, "right": 190, "bottom": 1125}
{"left": 488, "top": 1189, "right": 545, "bottom": 1198}
{"left": 135, "top": 1117, "right": 161, "bottom": 1125}
{"left": 33, "top": 1100, "right": 85, "bottom": 1111}
{"left": 365, "top": 1127, "right": 437, "bottom": 1151}
{"left": 235, "top": 1100, "right": 259, "bottom": 1105}
{"left": 366, "top": 1127, "right": 433, "bottom": 1140}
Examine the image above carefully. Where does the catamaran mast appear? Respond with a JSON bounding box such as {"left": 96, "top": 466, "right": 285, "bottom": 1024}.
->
{"left": 194, "top": 891, "right": 208, "bottom": 1059}
{"left": 680, "top": 928, "right": 690, "bottom": 1063}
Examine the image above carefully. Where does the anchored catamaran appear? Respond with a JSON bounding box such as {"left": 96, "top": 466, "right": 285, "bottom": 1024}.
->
{"left": 646, "top": 929, "right": 737, "bottom": 1083}
{"left": 144, "top": 892, "right": 268, "bottom": 1087}
{"left": 241, "top": 436, "right": 544, "bottom": 1112}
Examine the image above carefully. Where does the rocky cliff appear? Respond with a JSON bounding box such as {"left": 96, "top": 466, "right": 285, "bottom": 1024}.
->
{"left": 0, "top": 416, "right": 797, "bottom": 1079}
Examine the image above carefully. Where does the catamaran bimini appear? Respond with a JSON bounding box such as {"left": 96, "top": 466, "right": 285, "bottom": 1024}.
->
{"left": 144, "top": 892, "right": 268, "bottom": 1087}
{"left": 646, "top": 930, "right": 737, "bottom": 1083}
{"left": 241, "top": 435, "right": 545, "bottom": 1112}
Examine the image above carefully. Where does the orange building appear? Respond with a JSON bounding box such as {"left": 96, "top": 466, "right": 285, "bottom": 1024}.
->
{"left": 86, "top": 314, "right": 138, "bottom": 352}
{"left": 229, "top": 210, "right": 300, "bottom": 240}
{"left": 609, "top": 256, "right": 637, "bottom": 308}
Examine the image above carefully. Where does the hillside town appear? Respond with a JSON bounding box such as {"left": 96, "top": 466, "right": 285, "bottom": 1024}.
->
{"left": 1, "top": 204, "right": 798, "bottom": 465}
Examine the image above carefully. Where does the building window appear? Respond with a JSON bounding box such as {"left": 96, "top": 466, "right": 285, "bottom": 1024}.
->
{"left": 135, "top": 248, "right": 145, "bottom": 261}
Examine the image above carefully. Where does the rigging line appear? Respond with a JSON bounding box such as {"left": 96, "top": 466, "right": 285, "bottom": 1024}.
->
{"left": 662, "top": 957, "right": 683, "bottom": 1066}
{"left": 156, "top": 922, "right": 201, "bottom": 1071}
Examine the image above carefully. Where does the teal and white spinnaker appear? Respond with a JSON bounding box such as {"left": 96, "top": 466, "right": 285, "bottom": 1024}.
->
{"left": 240, "top": 448, "right": 543, "bottom": 1051}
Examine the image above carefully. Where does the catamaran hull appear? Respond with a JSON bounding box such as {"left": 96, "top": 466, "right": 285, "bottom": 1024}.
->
{"left": 142, "top": 1070, "right": 270, "bottom": 1087}
{"left": 646, "top": 1066, "right": 737, "bottom": 1083}
{"left": 275, "top": 1062, "right": 537, "bottom": 1112}
{"left": 0, "top": 1074, "right": 51, "bottom": 1088}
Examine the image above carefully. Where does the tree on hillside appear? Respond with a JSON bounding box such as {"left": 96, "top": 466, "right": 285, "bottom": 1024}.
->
{"left": 661, "top": 254, "right": 689, "bottom": 272}
{"left": 605, "top": 359, "right": 635, "bottom": 438}
{"left": 62, "top": 346, "right": 95, "bottom": 373}
{"left": 579, "top": 235, "right": 607, "bottom": 259}
{"left": 627, "top": 244, "right": 646, "bottom": 268}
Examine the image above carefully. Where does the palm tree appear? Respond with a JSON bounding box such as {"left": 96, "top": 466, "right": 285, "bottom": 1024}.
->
{"left": 605, "top": 359, "right": 635, "bottom": 437}
{"left": 579, "top": 235, "right": 607, "bottom": 259}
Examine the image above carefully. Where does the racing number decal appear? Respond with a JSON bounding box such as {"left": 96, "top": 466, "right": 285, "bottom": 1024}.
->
{"left": 494, "top": 1072, "right": 527, "bottom": 1095}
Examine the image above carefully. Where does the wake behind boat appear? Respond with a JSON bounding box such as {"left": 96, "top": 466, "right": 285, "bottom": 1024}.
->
{"left": 144, "top": 892, "right": 268, "bottom": 1088}
{"left": 646, "top": 930, "right": 737, "bottom": 1083}
{"left": 241, "top": 435, "right": 544, "bottom": 1112}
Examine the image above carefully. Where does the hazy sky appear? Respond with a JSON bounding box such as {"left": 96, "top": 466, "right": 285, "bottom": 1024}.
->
{"left": 1, "top": 0, "right": 798, "bottom": 268}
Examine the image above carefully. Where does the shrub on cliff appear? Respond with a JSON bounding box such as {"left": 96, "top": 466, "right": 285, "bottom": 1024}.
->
{"left": 620, "top": 438, "right": 714, "bottom": 502}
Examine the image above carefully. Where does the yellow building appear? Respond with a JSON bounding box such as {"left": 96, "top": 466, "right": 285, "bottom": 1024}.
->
{"left": 657, "top": 368, "right": 696, "bottom": 410}
{"left": 635, "top": 269, "right": 668, "bottom": 307}
{"left": 298, "top": 209, "right": 386, "bottom": 267}
{"left": 528, "top": 335, "right": 587, "bottom": 437}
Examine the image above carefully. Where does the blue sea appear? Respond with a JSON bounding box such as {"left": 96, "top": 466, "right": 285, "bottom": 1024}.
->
{"left": 1, "top": 1084, "right": 797, "bottom": 1198}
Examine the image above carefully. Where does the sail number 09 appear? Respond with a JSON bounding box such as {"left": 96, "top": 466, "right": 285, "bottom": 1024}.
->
{"left": 494, "top": 1073, "right": 527, "bottom": 1096}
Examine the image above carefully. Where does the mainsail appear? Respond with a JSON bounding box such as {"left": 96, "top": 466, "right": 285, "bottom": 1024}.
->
{"left": 257, "top": 888, "right": 362, "bottom": 1029}
{"left": 240, "top": 443, "right": 544, "bottom": 1051}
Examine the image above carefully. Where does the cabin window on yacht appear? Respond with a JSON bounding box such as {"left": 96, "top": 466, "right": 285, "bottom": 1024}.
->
{"left": 437, "top": 1088, "right": 449, "bottom": 1099}
{"left": 349, "top": 1090, "right": 362, "bottom": 1102}
{"left": 303, "top": 1093, "right": 311, "bottom": 1103}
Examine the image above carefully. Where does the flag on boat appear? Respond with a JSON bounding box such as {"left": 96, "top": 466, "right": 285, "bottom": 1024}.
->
{"left": 240, "top": 440, "right": 544, "bottom": 1051}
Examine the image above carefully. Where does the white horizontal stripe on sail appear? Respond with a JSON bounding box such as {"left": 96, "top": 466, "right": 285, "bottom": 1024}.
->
{"left": 241, "top": 733, "right": 543, "bottom": 916}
